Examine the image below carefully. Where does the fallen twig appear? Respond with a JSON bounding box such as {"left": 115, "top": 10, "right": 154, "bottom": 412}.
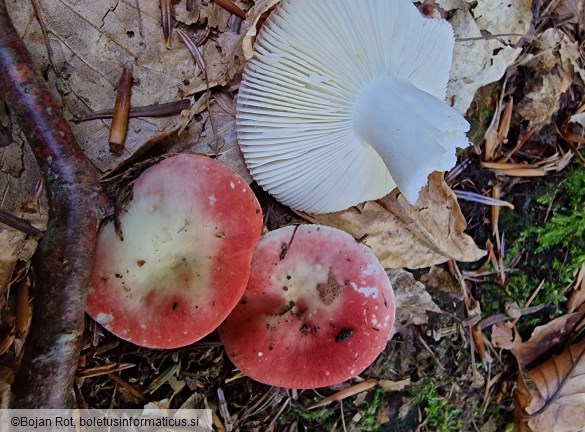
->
{"left": 75, "top": 98, "right": 191, "bottom": 122}
{"left": 0, "top": 208, "right": 43, "bottom": 238}
{"left": 0, "top": 0, "right": 110, "bottom": 407}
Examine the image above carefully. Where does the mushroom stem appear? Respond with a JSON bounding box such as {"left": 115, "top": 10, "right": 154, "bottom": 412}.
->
{"left": 353, "top": 76, "right": 469, "bottom": 204}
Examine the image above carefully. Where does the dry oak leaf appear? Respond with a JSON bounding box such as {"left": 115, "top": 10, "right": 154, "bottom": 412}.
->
{"left": 522, "top": 337, "right": 585, "bottom": 432}
{"left": 303, "top": 172, "right": 485, "bottom": 269}
{"left": 492, "top": 313, "right": 584, "bottom": 370}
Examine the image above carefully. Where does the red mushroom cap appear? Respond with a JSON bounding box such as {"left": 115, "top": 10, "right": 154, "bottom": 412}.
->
{"left": 88, "top": 154, "right": 263, "bottom": 349}
{"left": 219, "top": 225, "right": 395, "bottom": 388}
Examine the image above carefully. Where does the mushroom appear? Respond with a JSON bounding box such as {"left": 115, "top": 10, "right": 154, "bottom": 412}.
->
{"left": 87, "top": 154, "right": 263, "bottom": 349}
{"left": 237, "top": 0, "right": 469, "bottom": 213}
{"left": 219, "top": 225, "right": 395, "bottom": 388}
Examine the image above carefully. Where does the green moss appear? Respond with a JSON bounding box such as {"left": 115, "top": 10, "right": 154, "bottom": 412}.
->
{"left": 356, "top": 387, "right": 385, "bottom": 432}
{"left": 481, "top": 164, "right": 585, "bottom": 328}
{"left": 413, "top": 384, "right": 462, "bottom": 432}
{"left": 289, "top": 405, "right": 333, "bottom": 422}
{"left": 513, "top": 165, "right": 585, "bottom": 284}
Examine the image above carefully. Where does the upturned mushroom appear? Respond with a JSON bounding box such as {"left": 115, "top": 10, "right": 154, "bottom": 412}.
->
{"left": 237, "top": 0, "right": 469, "bottom": 213}
{"left": 219, "top": 225, "right": 395, "bottom": 389}
{"left": 87, "top": 154, "right": 263, "bottom": 349}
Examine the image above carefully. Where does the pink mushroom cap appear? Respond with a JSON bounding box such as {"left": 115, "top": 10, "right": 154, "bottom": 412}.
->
{"left": 88, "top": 154, "right": 263, "bottom": 349}
{"left": 219, "top": 225, "right": 395, "bottom": 388}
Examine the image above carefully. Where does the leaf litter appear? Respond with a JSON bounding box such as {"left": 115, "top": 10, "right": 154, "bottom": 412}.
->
{"left": 0, "top": 0, "right": 584, "bottom": 430}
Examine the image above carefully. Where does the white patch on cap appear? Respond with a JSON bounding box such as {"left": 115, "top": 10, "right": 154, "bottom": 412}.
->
{"left": 140, "top": 323, "right": 147, "bottom": 329}
{"left": 362, "top": 264, "right": 378, "bottom": 276}
{"left": 359, "top": 287, "right": 379, "bottom": 298}
{"left": 230, "top": 182, "right": 235, "bottom": 189}
{"left": 257, "top": 352, "right": 264, "bottom": 357}
{"left": 96, "top": 312, "right": 114, "bottom": 325}
{"left": 209, "top": 194, "right": 217, "bottom": 206}
{"left": 350, "top": 282, "right": 379, "bottom": 299}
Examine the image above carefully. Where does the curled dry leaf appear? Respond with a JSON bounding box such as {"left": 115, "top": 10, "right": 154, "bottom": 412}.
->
{"left": 303, "top": 172, "right": 485, "bottom": 269}
{"left": 492, "top": 313, "right": 584, "bottom": 370}
{"left": 522, "top": 337, "right": 585, "bottom": 432}
{"left": 242, "top": 0, "right": 283, "bottom": 60}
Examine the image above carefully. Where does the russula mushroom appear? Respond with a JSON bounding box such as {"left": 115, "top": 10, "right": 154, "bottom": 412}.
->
{"left": 237, "top": 0, "right": 470, "bottom": 213}
{"left": 87, "top": 154, "right": 263, "bottom": 349}
{"left": 219, "top": 225, "right": 395, "bottom": 388}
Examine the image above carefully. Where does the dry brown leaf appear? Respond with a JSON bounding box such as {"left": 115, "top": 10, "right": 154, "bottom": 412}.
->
{"left": 175, "top": 0, "right": 237, "bottom": 31}
{"left": 491, "top": 322, "right": 519, "bottom": 351}
{"left": 517, "top": 29, "right": 575, "bottom": 132}
{"left": 304, "top": 172, "right": 485, "bottom": 269}
{"left": 420, "top": 266, "right": 461, "bottom": 293}
{"left": 552, "top": 0, "right": 585, "bottom": 26}
{"left": 242, "top": 0, "right": 282, "bottom": 60}
{"left": 7, "top": 0, "right": 245, "bottom": 174}
{"left": 523, "top": 337, "right": 585, "bottom": 432}
{"left": 496, "top": 314, "right": 584, "bottom": 371}
{"left": 187, "top": 95, "right": 251, "bottom": 182}
{"left": 441, "top": 1, "right": 530, "bottom": 113}
{"left": 518, "top": 73, "right": 572, "bottom": 132}
{"left": 387, "top": 269, "right": 442, "bottom": 335}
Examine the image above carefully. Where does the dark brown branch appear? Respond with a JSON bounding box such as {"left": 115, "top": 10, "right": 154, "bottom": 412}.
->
{"left": 0, "top": 0, "right": 110, "bottom": 408}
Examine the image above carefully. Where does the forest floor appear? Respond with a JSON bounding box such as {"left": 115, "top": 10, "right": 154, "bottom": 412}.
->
{"left": 0, "top": 0, "right": 584, "bottom": 431}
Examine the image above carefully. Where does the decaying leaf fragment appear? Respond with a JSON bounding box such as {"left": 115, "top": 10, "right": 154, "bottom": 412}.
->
{"left": 303, "top": 172, "right": 485, "bottom": 269}
{"left": 436, "top": 0, "right": 532, "bottom": 113}
{"left": 517, "top": 29, "right": 577, "bottom": 132}
{"left": 387, "top": 269, "right": 442, "bottom": 335}
{"left": 522, "top": 337, "right": 585, "bottom": 432}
